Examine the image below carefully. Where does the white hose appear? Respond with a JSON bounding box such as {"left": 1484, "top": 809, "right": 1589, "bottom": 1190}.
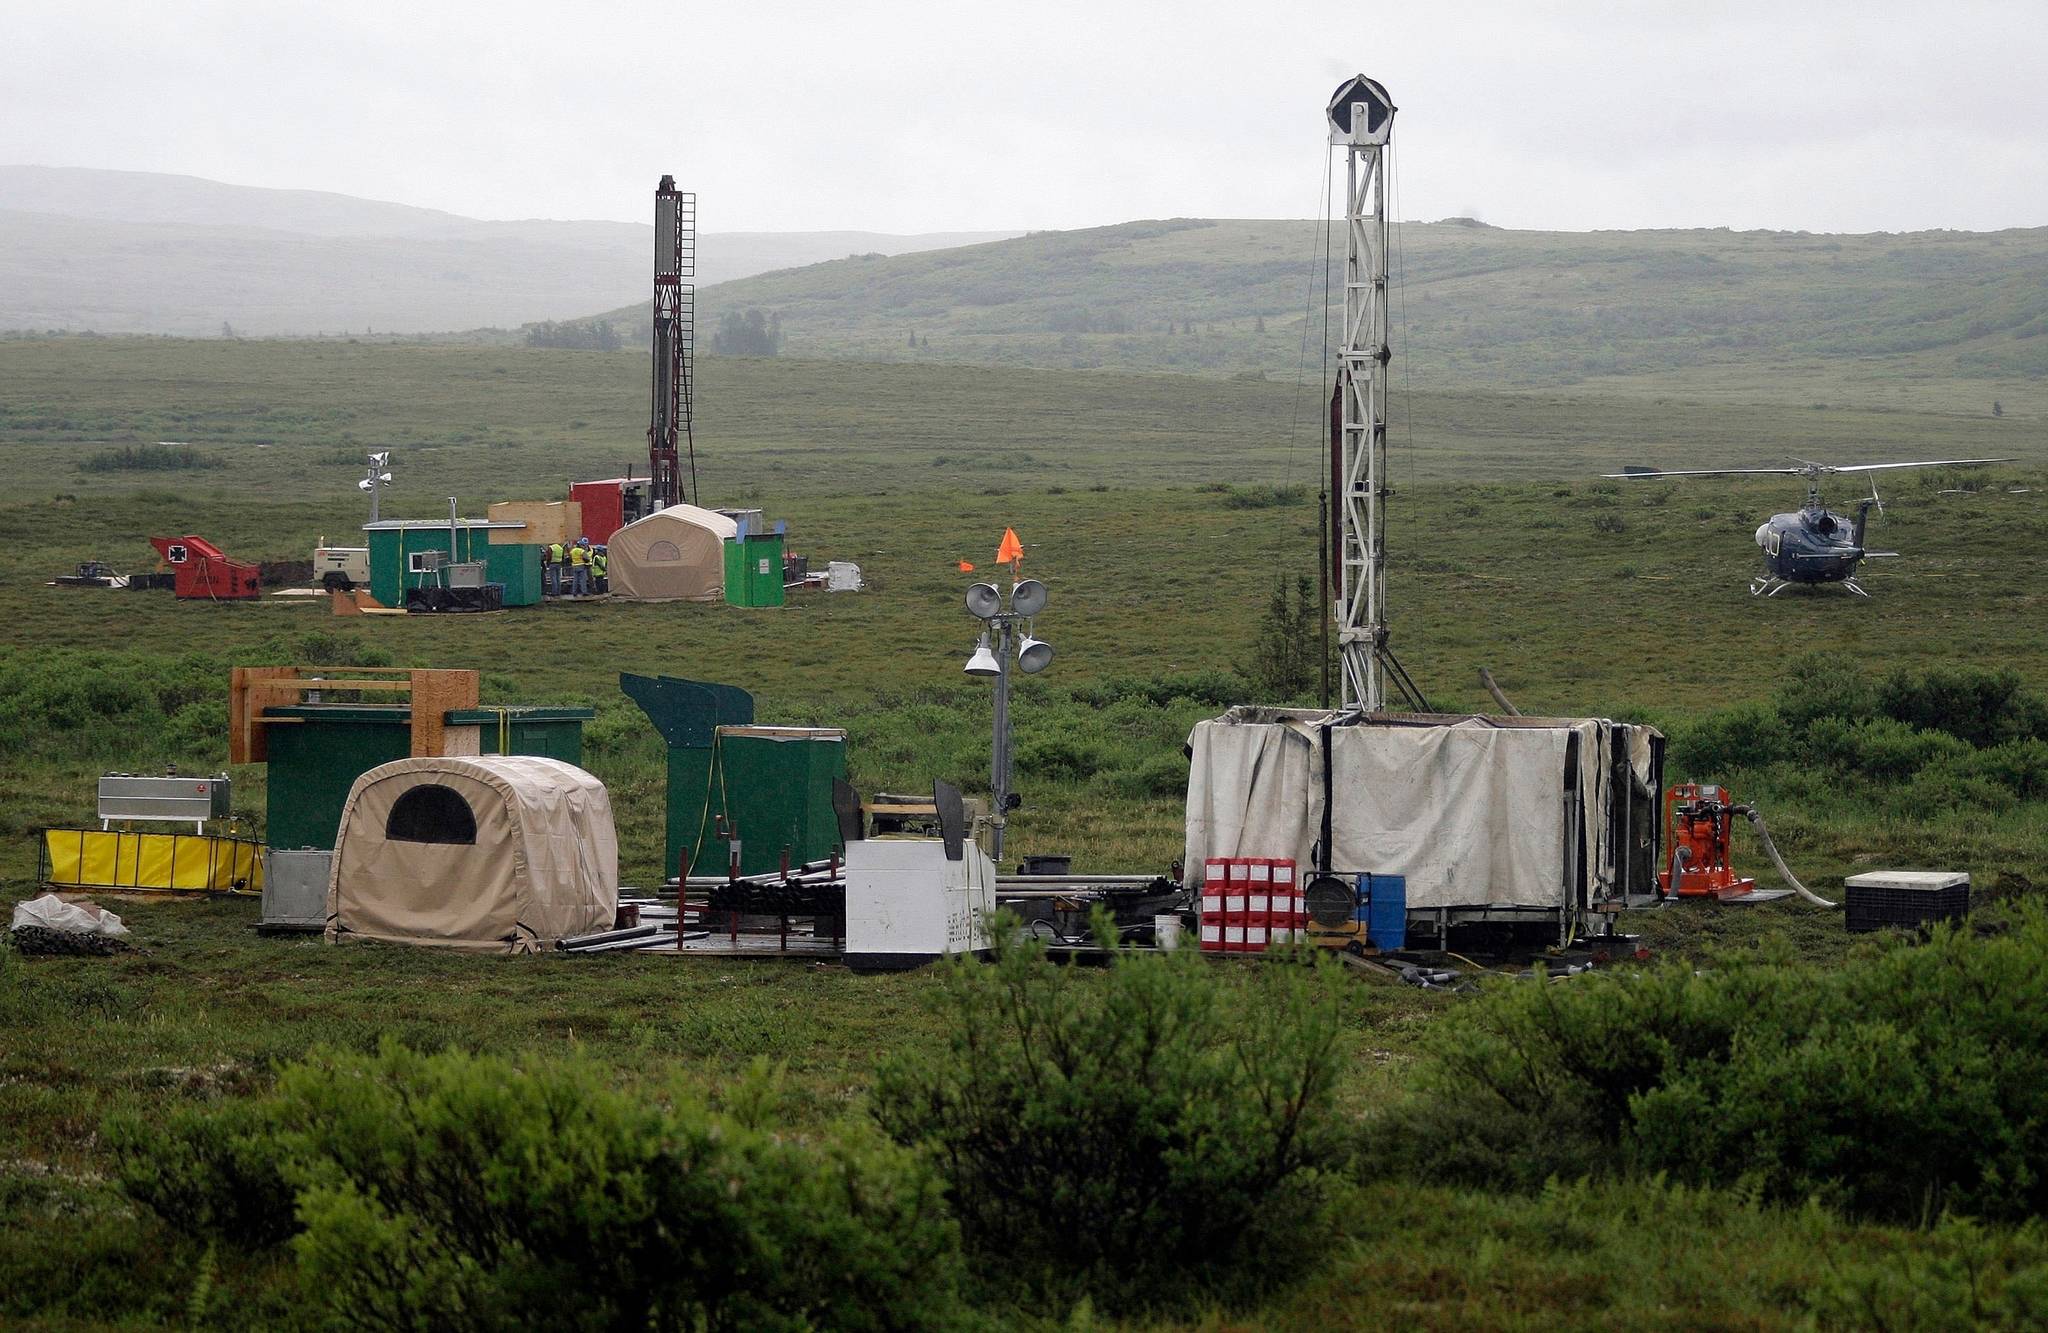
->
{"left": 1737, "top": 806, "right": 1837, "bottom": 908}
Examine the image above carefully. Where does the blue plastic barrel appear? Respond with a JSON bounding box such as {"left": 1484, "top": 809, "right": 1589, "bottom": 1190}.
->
{"left": 1360, "top": 873, "right": 1407, "bottom": 950}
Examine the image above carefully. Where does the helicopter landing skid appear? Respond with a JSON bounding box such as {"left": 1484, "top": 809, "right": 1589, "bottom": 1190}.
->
{"left": 1749, "top": 576, "right": 1870, "bottom": 598}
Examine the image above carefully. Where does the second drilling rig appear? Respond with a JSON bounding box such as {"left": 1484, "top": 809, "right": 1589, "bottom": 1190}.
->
{"left": 648, "top": 175, "right": 698, "bottom": 509}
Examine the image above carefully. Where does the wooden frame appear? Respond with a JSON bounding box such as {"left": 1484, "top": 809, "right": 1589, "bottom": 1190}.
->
{"left": 229, "top": 667, "right": 480, "bottom": 764}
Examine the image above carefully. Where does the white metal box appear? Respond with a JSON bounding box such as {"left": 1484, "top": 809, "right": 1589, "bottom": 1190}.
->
{"left": 844, "top": 837, "right": 996, "bottom": 969}
{"left": 98, "top": 774, "right": 231, "bottom": 826}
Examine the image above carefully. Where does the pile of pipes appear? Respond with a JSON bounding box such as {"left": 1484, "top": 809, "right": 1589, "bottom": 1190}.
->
{"left": 557, "top": 898, "right": 682, "bottom": 953}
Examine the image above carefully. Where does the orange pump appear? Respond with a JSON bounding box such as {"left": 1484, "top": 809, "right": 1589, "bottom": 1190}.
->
{"left": 1659, "top": 783, "right": 1756, "bottom": 899}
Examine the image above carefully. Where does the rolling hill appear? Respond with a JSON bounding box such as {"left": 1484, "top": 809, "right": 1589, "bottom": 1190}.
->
{"left": 611, "top": 217, "right": 2048, "bottom": 389}
{"left": 0, "top": 167, "right": 1017, "bottom": 337}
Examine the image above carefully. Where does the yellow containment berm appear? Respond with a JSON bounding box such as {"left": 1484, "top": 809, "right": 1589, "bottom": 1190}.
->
{"left": 40, "top": 829, "right": 264, "bottom": 895}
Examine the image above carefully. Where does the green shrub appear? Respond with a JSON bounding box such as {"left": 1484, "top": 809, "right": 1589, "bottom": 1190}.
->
{"left": 114, "top": 1043, "right": 961, "bottom": 1332}
{"left": 283, "top": 1044, "right": 959, "bottom": 1332}
{"left": 77, "top": 442, "right": 221, "bottom": 473}
{"left": 1809, "top": 1216, "right": 2048, "bottom": 1330}
{"left": 872, "top": 914, "right": 1349, "bottom": 1313}
{"left": 1014, "top": 733, "right": 1109, "bottom": 780}
{"left": 1095, "top": 749, "right": 1190, "bottom": 799}
{"left": 1666, "top": 702, "right": 1789, "bottom": 776}
{"left": 1807, "top": 716, "right": 1972, "bottom": 782}
{"left": 106, "top": 1099, "right": 298, "bottom": 1247}
{"left": 1372, "top": 911, "right": 2048, "bottom": 1223}
{"left": 1774, "top": 653, "right": 1878, "bottom": 731}
{"left": 1877, "top": 665, "right": 2048, "bottom": 748}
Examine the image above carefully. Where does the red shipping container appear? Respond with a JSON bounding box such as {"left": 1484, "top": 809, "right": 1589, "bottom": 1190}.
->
{"left": 569, "top": 478, "right": 656, "bottom": 546}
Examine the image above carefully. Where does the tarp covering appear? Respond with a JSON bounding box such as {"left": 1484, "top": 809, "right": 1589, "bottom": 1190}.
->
{"left": 326, "top": 755, "right": 617, "bottom": 953}
{"left": 41, "top": 829, "right": 263, "bottom": 894}
{"left": 1185, "top": 708, "right": 1659, "bottom": 923}
{"left": 606, "top": 504, "right": 738, "bottom": 603}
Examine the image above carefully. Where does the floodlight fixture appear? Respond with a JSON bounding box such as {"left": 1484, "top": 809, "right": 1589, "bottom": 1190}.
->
{"left": 964, "top": 634, "right": 1000, "bottom": 676}
{"left": 357, "top": 478, "right": 374, "bottom": 491}
{"left": 965, "top": 583, "right": 1002, "bottom": 619}
{"left": 369, "top": 451, "right": 390, "bottom": 467}
{"left": 377, "top": 472, "right": 393, "bottom": 484}
{"left": 1016, "top": 635, "right": 1054, "bottom": 674}
{"left": 1010, "top": 578, "right": 1047, "bottom": 616}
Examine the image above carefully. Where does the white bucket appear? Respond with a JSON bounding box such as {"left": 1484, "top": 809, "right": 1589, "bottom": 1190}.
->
{"left": 1153, "top": 913, "right": 1182, "bottom": 951}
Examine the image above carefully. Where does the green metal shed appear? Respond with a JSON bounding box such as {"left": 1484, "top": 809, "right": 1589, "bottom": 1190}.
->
{"left": 259, "top": 703, "right": 594, "bottom": 850}
{"left": 364, "top": 520, "right": 544, "bottom": 608}
{"left": 620, "top": 673, "right": 845, "bottom": 879}
{"left": 722, "top": 534, "right": 786, "bottom": 608}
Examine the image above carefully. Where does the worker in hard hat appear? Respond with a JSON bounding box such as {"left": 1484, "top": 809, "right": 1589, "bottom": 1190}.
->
{"left": 592, "top": 545, "right": 608, "bottom": 594}
{"left": 544, "top": 539, "right": 566, "bottom": 596}
{"left": 569, "top": 536, "right": 592, "bottom": 596}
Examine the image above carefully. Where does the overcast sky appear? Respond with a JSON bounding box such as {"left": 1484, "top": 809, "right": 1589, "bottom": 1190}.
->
{"left": 5, "top": 0, "right": 2045, "bottom": 235}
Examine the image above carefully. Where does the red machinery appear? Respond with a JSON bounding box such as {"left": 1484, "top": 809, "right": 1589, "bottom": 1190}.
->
{"left": 568, "top": 478, "right": 655, "bottom": 546}
{"left": 1659, "top": 783, "right": 1756, "bottom": 899}
{"left": 148, "top": 535, "right": 261, "bottom": 600}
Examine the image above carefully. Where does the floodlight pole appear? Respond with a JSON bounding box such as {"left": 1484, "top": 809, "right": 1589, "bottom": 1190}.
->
{"left": 1329, "top": 76, "right": 1395, "bottom": 713}
{"left": 990, "top": 617, "right": 1012, "bottom": 861}
{"left": 965, "top": 576, "right": 1050, "bottom": 864}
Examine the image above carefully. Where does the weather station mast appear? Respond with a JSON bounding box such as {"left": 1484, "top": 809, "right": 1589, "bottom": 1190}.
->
{"left": 1326, "top": 75, "right": 1423, "bottom": 715}
{"left": 648, "top": 175, "right": 698, "bottom": 509}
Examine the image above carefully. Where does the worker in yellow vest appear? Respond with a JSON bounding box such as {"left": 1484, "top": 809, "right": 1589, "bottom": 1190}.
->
{"left": 545, "top": 541, "right": 566, "bottom": 596}
{"left": 592, "top": 545, "right": 608, "bottom": 594}
{"left": 569, "top": 537, "right": 592, "bottom": 596}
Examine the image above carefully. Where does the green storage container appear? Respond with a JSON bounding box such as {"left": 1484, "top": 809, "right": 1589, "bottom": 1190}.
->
{"left": 722, "top": 534, "right": 785, "bottom": 608}
{"left": 679, "top": 726, "right": 847, "bottom": 877}
{"left": 260, "top": 703, "right": 594, "bottom": 850}
{"left": 620, "top": 673, "right": 845, "bottom": 879}
{"left": 364, "top": 522, "right": 541, "bottom": 608}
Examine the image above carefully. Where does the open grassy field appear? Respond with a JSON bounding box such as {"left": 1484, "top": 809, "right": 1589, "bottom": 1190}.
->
{"left": 3, "top": 335, "right": 2047, "bottom": 1327}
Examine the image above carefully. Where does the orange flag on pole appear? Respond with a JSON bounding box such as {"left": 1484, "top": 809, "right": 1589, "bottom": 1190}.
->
{"left": 995, "top": 527, "right": 1024, "bottom": 566}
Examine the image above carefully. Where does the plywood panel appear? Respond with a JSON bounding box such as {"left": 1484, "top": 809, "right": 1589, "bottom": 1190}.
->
{"left": 408, "top": 669, "right": 482, "bottom": 757}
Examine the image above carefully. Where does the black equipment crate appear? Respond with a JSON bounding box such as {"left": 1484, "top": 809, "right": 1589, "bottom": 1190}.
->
{"left": 1844, "top": 881, "right": 1969, "bottom": 933}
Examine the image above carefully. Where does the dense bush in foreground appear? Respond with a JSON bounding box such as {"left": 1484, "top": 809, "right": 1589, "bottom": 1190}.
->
{"left": 1375, "top": 909, "right": 2048, "bottom": 1223}
{"left": 873, "top": 914, "right": 1350, "bottom": 1313}
{"left": 115, "top": 1044, "right": 960, "bottom": 1332}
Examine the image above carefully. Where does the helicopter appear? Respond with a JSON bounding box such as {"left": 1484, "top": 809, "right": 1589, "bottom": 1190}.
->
{"left": 1604, "top": 457, "right": 2013, "bottom": 597}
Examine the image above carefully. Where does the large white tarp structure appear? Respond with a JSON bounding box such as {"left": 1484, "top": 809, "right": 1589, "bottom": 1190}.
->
{"left": 327, "top": 755, "right": 618, "bottom": 953}
{"left": 1185, "top": 708, "right": 1660, "bottom": 936}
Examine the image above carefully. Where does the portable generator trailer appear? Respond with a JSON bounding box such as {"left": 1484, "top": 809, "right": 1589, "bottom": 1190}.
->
{"left": 1184, "top": 708, "right": 1664, "bottom": 948}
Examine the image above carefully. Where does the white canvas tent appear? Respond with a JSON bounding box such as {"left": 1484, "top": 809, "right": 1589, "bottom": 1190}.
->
{"left": 607, "top": 504, "right": 738, "bottom": 602}
{"left": 326, "top": 755, "right": 618, "bottom": 953}
{"left": 1185, "top": 708, "right": 1661, "bottom": 941}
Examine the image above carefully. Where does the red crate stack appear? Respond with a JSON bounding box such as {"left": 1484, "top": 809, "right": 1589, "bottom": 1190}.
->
{"left": 1224, "top": 859, "right": 1251, "bottom": 952}
{"left": 1245, "top": 859, "right": 1273, "bottom": 953}
{"left": 1267, "top": 858, "right": 1302, "bottom": 944}
{"left": 1199, "top": 856, "right": 1298, "bottom": 954}
{"left": 1200, "top": 858, "right": 1229, "bottom": 952}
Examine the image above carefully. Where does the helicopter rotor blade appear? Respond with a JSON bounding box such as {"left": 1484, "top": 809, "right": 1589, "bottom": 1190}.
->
{"left": 1601, "top": 467, "right": 1804, "bottom": 479}
{"left": 1825, "top": 458, "right": 2015, "bottom": 474}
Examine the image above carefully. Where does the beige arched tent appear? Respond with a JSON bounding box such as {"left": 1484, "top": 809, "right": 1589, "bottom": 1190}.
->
{"left": 325, "top": 755, "right": 618, "bottom": 953}
{"left": 607, "top": 504, "right": 738, "bottom": 602}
